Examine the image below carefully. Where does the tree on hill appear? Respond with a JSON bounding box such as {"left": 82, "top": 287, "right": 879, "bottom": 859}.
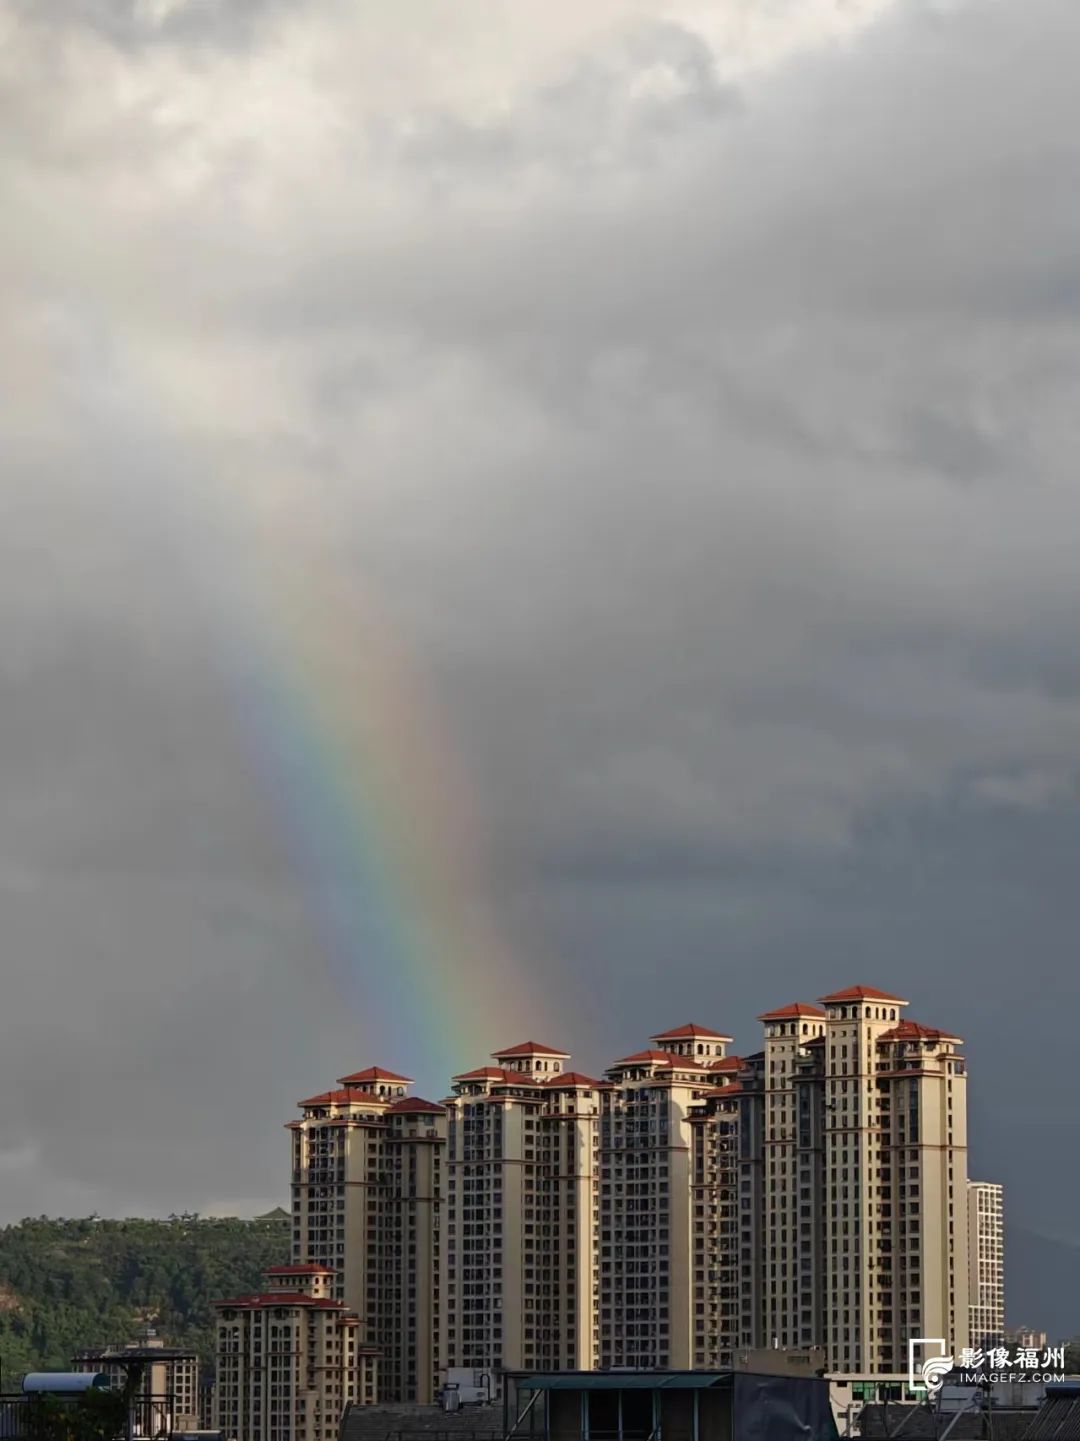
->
{"left": 0, "top": 1214, "right": 289, "bottom": 1385}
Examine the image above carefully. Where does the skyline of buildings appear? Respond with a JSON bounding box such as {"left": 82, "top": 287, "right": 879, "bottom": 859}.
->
{"left": 215, "top": 982, "right": 1001, "bottom": 1437}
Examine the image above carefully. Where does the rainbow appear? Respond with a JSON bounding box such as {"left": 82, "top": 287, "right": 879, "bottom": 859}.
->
{"left": 184, "top": 478, "right": 552, "bottom": 1096}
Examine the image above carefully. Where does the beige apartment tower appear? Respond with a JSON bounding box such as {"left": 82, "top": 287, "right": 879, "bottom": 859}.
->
{"left": 686, "top": 1052, "right": 745, "bottom": 1365}
{"left": 443, "top": 1041, "right": 603, "bottom": 1376}
{"left": 868, "top": 1003, "right": 970, "bottom": 1372}
{"left": 747, "top": 986, "right": 971, "bottom": 1374}
{"left": 599, "top": 1025, "right": 735, "bottom": 1370}
{"left": 757, "top": 1003, "right": 828, "bottom": 1351}
{"left": 968, "top": 1181, "right": 1005, "bottom": 1349}
{"left": 595, "top": 993, "right": 972, "bottom": 1375}
{"left": 288, "top": 1066, "right": 446, "bottom": 1403}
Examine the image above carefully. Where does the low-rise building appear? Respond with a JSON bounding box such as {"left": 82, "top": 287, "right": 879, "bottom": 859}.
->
{"left": 501, "top": 1369, "right": 838, "bottom": 1441}
{"left": 72, "top": 1339, "right": 199, "bottom": 1434}
{"left": 214, "top": 1265, "right": 378, "bottom": 1441}
{"left": 1006, "top": 1327, "right": 1048, "bottom": 1351}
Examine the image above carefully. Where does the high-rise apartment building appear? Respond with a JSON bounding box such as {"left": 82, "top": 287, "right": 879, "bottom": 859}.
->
{"left": 687, "top": 1059, "right": 744, "bottom": 1366}
{"left": 747, "top": 987, "right": 972, "bottom": 1374}
{"left": 539, "top": 1068, "right": 605, "bottom": 1372}
{"left": 598, "top": 1025, "right": 734, "bottom": 1370}
{"left": 443, "top": 1042, "right": 603, "bottom": 1376}
{"left": 288, "top": 1066, "right": 446, "bottom": 1403}
{"left": 968, "top": 1181, "right": 1005, "bottom": 1349}
{"left": 757, "top": 1004, "right": 828, "bottom": 1350}
{"left": 214, "top": 1265, "right": 378, "bottom": 1441}
{"left": 729, "top": 1050, "right": 767, "bottom": 1350}
{"left": 230, "top": 980, "right": 981, "bottom": 1424}
{"left": 443, "top": 1027, "right": 764, "bottom": 1378}
{"left": 864, "top": 1003, "right": 970, "bottom": 1373}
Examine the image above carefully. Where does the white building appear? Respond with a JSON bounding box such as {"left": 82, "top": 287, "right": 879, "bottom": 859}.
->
{"left": 968, "top": 1180, "right": 1005, "bottom": 1348}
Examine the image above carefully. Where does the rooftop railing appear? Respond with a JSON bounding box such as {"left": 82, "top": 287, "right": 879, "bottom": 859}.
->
{"left": 0, "top": 1393, "right": 179, "bottom": 1441}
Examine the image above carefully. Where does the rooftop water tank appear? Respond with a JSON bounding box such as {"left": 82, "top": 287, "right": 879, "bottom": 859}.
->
{"left": 22, "top": 1374, "right": 111, "bottom": 1394}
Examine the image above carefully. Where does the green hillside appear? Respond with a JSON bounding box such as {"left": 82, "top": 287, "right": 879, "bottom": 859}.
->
{"left": 0, "top": 1213, "right": 289, "bottom": 1386}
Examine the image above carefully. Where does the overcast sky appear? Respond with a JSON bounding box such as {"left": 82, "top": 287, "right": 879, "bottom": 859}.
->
{"left": 3, "top": 0, "right": 1080, "bottom": 1331}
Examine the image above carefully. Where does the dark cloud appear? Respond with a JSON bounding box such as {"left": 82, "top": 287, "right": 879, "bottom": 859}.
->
{"left": 1, "top": 0, "right": 1078, "bottom": 1328}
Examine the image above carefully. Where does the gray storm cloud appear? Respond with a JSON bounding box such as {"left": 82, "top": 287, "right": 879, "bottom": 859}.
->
{"left": 1, "top": 0, "right": 1079, "bottom": 1328}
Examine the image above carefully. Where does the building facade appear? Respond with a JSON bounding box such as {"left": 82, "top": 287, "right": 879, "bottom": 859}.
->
{"left": 968, "top": 1181, "right": 1005, "bottom": 1349}
{"left": 287, "top": 1067, "right": 446, "bottom": 1403}
{"left": 746, "top": 986, "right": 973, "bottom": 1374}
{"left": 214, "top": 1266, "right": 377, "bottom": 1441}
{"left": 596, "top": 993, "right": 977, "bottom": 1376}
{"left": 72, "top": 1339, "right": 200, "bottom": 1434}
{"left": 598, "top": 1024, "right": 735, "bottom": 1370}
{"left": 443, "top": 1042, "right": 603, "bottom": 1377}
{"left": 757, "top": 1004, "right": 828, "bottom": 1352}
{"left": 687, "top": 1058, "right": 744, "bottom": 1366}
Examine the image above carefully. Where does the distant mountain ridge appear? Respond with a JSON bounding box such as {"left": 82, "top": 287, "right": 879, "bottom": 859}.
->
{"left": 1005, "top": 1222, "right": 1080, "bottom": 1341}
{"left": 0, "top": 1214, "right": 289, "bottom": 1383}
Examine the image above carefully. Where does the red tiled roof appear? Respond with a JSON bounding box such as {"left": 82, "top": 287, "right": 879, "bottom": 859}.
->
{"left": 709, "top": 1056, "right": 744, "bottom": 1072}
{"left": 214, "top": 1293, "right": 347, "bottom": 1310}
{"left": 877, "top": 1020, "right": 961, "bottom": 1043}
{"left": 541, "top": 1071, "right": 602, "bottom": 1088}
{"left": 338, "top": 1066, "right": 413, "bottom": 1085}
{"left": 297, "top": 1089, "right": 382, "bottom": 1107}
{"left": 386, "top": 1097, "right": 445, "bottom": 1114}
{"left": 265, "top": 1264, "right": 336, "bottom": 1275}
{"left": 491, "top": 1041, "right": 571, "bottom": 1058}
{"left": 691, "top": 1084, "right": 743, "bottom": 1104}
{"left": 803, "top": 1036, "right": 827, "bottom": 1048}
{"left": 611, "top": 1050, "right": 709, "bottom": 1070}
{"left": 757, "top": 1002, "right": 828, "bottom": 1021}
{"left": 451, "top": 1066, "right": 542, "bottom": 1086}
{"left": 819, "top": 985, "right": 908, "bottom": 1004}
{"left": 650, "top": 1024, "right": 734, "bottom": 1041}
